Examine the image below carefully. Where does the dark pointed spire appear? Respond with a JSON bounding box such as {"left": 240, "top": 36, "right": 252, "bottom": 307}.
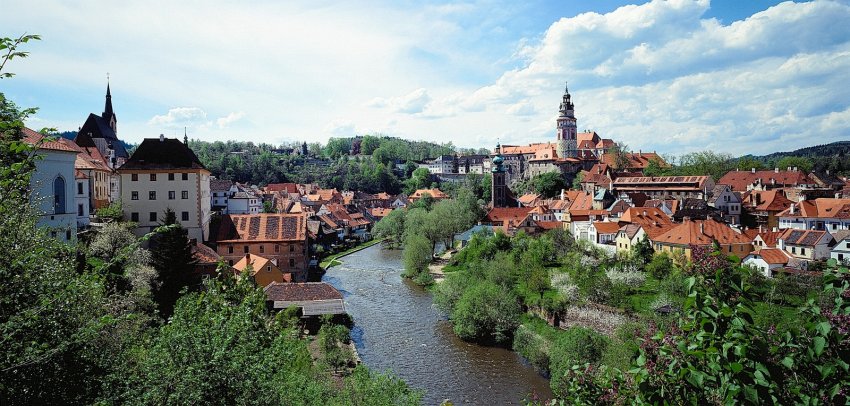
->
{"left": 103, "top": 78, "right": 115, "bottom": 122}
{"left": 184, "top": 127, "right": 188, "bottom": 145}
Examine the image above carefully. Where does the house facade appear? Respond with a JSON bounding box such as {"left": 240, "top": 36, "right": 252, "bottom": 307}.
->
{"left": 777, "top": 229, "right": 834, "bottom": 261}
{"left": 778, "top": 198, "right": 850, "bottom": 232}
{"left": 215, "top": 213, "right": 309, "bottom": 282}
{"left": 708, "top": 184, "right": 742, "bottom": 224}
{"left": 23, "top": 128, "right": 79, "bottom": 242}
{"left": 118, "top": 136, "right": 212, "bottom": 242}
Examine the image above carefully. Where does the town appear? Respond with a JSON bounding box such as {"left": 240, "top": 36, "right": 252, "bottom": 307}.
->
{"left": 5, "top": 0, "right": 850, "bottom": 403}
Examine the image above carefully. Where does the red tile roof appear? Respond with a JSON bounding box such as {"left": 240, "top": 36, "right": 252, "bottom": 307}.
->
{"left": 753, "top": 248, "right": 790, "bottom": 265}
{"left": 535, "top": 221, "right": 562, "bottom": 230}
{"left": 410, "top": 188, "right": 448, "bottom": 200}
{"left": 779, "top": 198, "right": 850, "bottom": 219}
{"left": 192, "top": 242, "right": 221, "bottom": 264}
{"left": 593, "top": 221, "right": 621, "bottom": 234}
{"left": 369, "top": 207, "right": 393, "bottom": 218}
{"left": 601, "top": 151, "right": 667, "bottom": 169}
{"left": 22, "top": 127, "right": 82, "bottom": 153}
{"left": 263, "top": 282, "right": 343, "bottom": 301}
{"left": 779, "top": 229, "right": 832, "bottom": 246}
{"left": 217, "top": 214, "right": 307, "bottom": 242}
{"left": 266, "top": 183, "right": 299, "bottom": 194}
{"left": 619, "top": 207, "right": 672, "bottom": 226}
{"left": 719, "top": 169, "right": 812, "bottom": 192}
{"left": 485, "top": 207, "right": 532, "bottom": 225}
{"left": 500, "top": 142, "right": 556, "bottom": 155}
{"left": 654, "top": 219, "right": 750, "bottom": 246}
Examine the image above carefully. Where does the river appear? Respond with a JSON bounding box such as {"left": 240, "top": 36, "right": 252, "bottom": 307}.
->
{"left": 323, "top": 244, "right": 553, "bottom": 405}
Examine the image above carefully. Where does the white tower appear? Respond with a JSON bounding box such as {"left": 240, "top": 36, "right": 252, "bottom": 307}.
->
{"left": 556, "top": 82, "right": 577, "bottom": 159}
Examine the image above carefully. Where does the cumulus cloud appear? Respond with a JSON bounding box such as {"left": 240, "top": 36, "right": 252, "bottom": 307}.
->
{"left": 216, "top": 111, "right": 246, "bottom": 129}
{"left": 367, "top": 88, "right": 433, "bottom": 114}
{"left": 148, "top": 107, "right": 207, "bottom": 127}
{"left": 324, "top": 119, "right": 356, "bottom": 137}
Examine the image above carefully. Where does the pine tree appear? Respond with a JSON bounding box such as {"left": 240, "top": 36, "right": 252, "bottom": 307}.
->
{"left": 150, "top": 208, "right": 198, "bottom": 318}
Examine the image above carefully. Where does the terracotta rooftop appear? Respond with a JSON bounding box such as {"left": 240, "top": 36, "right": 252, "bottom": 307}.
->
{"left": 22, "top": 127, "right": 82, "bottom": 153}
{"left": 410, "top": 188, "right": 448, "bottom": 200}
{"left": 718, "top": 169, "right": 812, "bottom": 192}
{"left": 233, "top": 253, "right": 276, "bottom": 276}
{"left": 535, "top": 221, "right": 562, "bottom": 230}
{"left": 485, "top": 207, "right": 532, "bottom": 225}
{"left": 619, "top": 207, "right": 672, "bottom": 227}
{"left": 264, "top": 282, "right": 343, "bottom": 301}
{"left": 742, "top": 189, "right": 794, "bottom": 212}
{"left": 500, "top": 142, "right": 556, "bottom": 155}
{"left": 518, "top": 193, "right": 541, "bottom": 206}
{"left": 369, "top": 207, "right": 394, "bottom": 218}
{"left": 593, "top": 221, "right": 621, "bottom": 234}
{"left": 779, "top": 198, "right": 850, "bottom": 219}
{"left": 654, "top": 219, "right": 750, "bottom": 246}
{"left": 192, "top": 242, "right": 221, "bottom": 264}
{"left": 752, "top": 248, "right": 790, "bottom": 265}
{"left": 613, "top": 175, "right": 711, "bottom": 190}
{"left": 601, "top": 151, "right": 667, "bottom": 169}
{"left": 217, "top": 213, "right": 307, "bottom": 242}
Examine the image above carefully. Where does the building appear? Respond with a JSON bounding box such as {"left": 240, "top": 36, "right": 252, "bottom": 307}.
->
{"left": 264, "top": 282, "right": 346, "bottom": 316}
{"left": 590, "top": 221, "right": 621, "bottom": 244}
{"left": 427, "top": 155, "right": 457, "bottom": 174}
{"left": 484, "top": 207, "right": 537, "bottom": 236}
{"left": 830, "top": 230, "right": 850, "bottom": 264}
{"left": 74, "top": 170, "right": 90, "bottom": 228}
{"left": 491, "top": 154, "right": 511, "bottom": 208}
{"left": 227, "top": 184, "right": 263, "bottom": 215}
{"left": 652, "top": 218, "right": 753, "bottom": 261}
{"left": 73, "top": 144, "right": 115, "bottom": 211}
{"left": 741, "top": 189, "right": 793, "bottom": 229}
{"left": 600, "top": 151, "right": 668, "bottom": 174}
{"left": 409, "top": 188, "right": 448, "bottom": 203}
{"left": 233, "top": 253, "right": 292, "bottom": 287}
{"left": 23, "top": 128, "right": 80, "bottom": 242}
{"left": 718, "top": 168, "right": 814, "bottom": 193}
{"left": 215, "top": 213, "right": 309, "bottom": 281}
{"left": 777, "top": 229, "right": 834, "bottom": 261}
{"left": 707, "top": 184, "right": 742, "bottom": 224}
{"left": 778, "top": 198, "right": 850, "bottom": 232}
{"left": 457, "top": 155, "right": 487, "bottom": 174}
{"left": 742, "top": 249, "right": 792, "bottom": 277}
{"left": 74, "top": 83, "right": 130, "bottom": 171}
{"left": 117, "top": 136, "right": 212, "bottom": 242}
{"left": 210, "top": 179, "right": 233, "bottom": 211}
{"left": 612, "top": 176, "right": 715, "bottom": 200}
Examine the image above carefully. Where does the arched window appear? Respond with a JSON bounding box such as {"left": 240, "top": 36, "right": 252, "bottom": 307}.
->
{"left": 53, "top": 176, "right": 66, "bottom": 214}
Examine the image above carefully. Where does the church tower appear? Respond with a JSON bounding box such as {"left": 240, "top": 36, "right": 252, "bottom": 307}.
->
{"left": 103, "top": 82, "right": 118, "bottom": 136}
{"left": 556, "top": 82, "right": 577, "bottom": 159}
{"left": 491, "top": 145, "right": 509, "bottom": 208}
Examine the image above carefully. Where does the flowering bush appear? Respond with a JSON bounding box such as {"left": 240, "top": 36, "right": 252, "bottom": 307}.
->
{"left": 604, "top": 267, "right": 646, "bottom": 288}
{"left": 550, "top": 272, "right": 579, "bottom": 302}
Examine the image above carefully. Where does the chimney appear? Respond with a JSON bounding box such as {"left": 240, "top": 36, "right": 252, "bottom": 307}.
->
{"left": 245, "top": 253, "right": 251, "bottom": 261}
{"left": 790, "top": 203, "right": 796, "bottom": 214}
{"left": 759, "top": 225, "right": 763, "bottom": 233}
{"left": 751, "top": 168, "right": 756, "bottom": 173}
{"left": 787, "top": 166, "right": 792, "bottom": 172}
{"left": 159, "top": 134, "right": 165, "bottom": 142}
{"left": 699, "top": 222, "right": 705, "bottom": 235}
{"left": 642, "top": 210, "right": 647, "bottom": 217}
{"left": 793, "top": 167, "right": 797, "bottom": 172}
{"left": 683, "top": 216, "right": 691, "bottom": 222}
{"left": 775, "top": 167, "right": 779, "bottom": 173}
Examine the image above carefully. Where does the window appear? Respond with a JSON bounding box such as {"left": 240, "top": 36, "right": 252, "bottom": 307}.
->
{"left": 289, "top": 244, "right": 294, "bottom": 252}
{"left": 181, "top": 211, "right": 189, "bottom": 221}
{"left": 131, "top": 174, "right": 138, "bottom": 181}
{"left": 53, "top": 176, "right": 66, "bottom": 214}
{"left": 168, "top": 191, "right": 176, "bottom": 200}
{"left": 78, "top": 204, "right": 84, "bottom": 216}
{"left": 150, "top": 174, "right": 156, "bottom": 181}
{"left": 182, "top": 191, "right": 188, "bottom": 199}
{"left": 149, "top": 212, "right": 157, "bottom": 222}
{"left": 801, "top": 248, "right": 806, "bottom": 256}
{"left": 168, "top": 173, "right": 175, "bottom": 181}
{"left": 259, "top": 245, "right": 265, "bottom": 253}
{"left": 243, "top": 246, "right": 249, "bottom": 254}
{"left": 792, "top": 247, "right": 796, "bottom": 254}
{"left": 77, "top": 182, "right": 83, "bottom": 195}
{"left": 149, "top": 191, "right": 156, "bottom": 200}
{"left": 131, "top": 212, "right": 139, "bottom": 222}
{"left": 228, "top": 260, "right": 233, "bottom": 266}
{"left": 275, "top": 244, "right": 280, "bottom": 253}
{"left": 66, "top": 230, "right": 72, "bottom": 241}
{"left": 182, "top": 173, "right": 188, "bottom": 180}
{"left": 131, "top": 191, "right": 138, "bottom": 200}
{"left": 289, "top": 258, "right": 295, "bottom": 267}
{"left": 228, "top": 246, "right": 234, "bottom": 254}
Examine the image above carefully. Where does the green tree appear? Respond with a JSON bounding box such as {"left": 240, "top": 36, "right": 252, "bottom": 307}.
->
{"left": 532, "top": 171, "right": 567, "bottom": 198}
{"left": 631, "top": 235, "right": 654, "bottom": 267}
{"left": 451, "top": 281, "right": 521, "bottom": 344}
{"left": 372, "top": 208, "right": 405, "bottom": 247}
{"left": 405, "top": 167, "right": 432, "bottom": 193}
{"left": 150, "top": 209, "right": 198, "bottom": 318}
{"left": 402, "top": 234, "right": 432, "bottom": 281}
{"left": 775, "top": 155, "right": 814, "bottom": 172}
{"left": 360, "top": 134, "right": 381, "bottom": 155}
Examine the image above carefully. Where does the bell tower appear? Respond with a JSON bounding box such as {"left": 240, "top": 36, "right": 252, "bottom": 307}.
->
{"left": 491, "top": 145, "right": 508, "bottom": 208}
{"left": 556, "top": 82, "right": 577, "bottom": 159}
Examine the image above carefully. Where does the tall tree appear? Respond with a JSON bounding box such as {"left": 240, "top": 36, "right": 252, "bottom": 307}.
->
{"left": 150, "top": 209, "right": 198, "bottom": 318}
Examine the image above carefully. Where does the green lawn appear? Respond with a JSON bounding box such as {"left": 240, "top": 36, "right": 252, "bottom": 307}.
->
{"left": 320, "top": 238, "right": 385, "bottom": 269}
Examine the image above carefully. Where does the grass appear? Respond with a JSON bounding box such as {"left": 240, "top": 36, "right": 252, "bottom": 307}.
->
{"left": 320, "top": 238, "right": 385, "bottom": 269}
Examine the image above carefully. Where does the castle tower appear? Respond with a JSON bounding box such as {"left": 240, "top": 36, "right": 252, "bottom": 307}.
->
{"left": 556, "top": 82, "right": 577, "bottom": 159}
{"left": 491, "top": 146, "right": 509, "bottom": 208}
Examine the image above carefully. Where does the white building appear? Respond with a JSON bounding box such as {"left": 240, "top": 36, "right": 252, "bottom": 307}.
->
{"left": 210, "top": 178, "right": 232, "bottom": 211}
{"left": 830, "top": 230, "right": 850, "bottom": 264}
{"left": 23, "top": 128, "right": 79, "bottom": 242}
{"left": 778, "top": 198, "right": 850, "bottom": 231}
{"left": 118, "top": 136, "right": 211, "bottom": 242}
{"left": 427, "top": 155, "right": 456, "bottom": 174}
{"left": 708, "top": 184, "right": 742, "bottom": 225}
{"left": 74, "top": 170, "right": 91, "bottom": 228}
{"left": 742, "top": 248, "right": 792, "bottom": 277}
{"left": 227, "top": 184, "right": 263, "bottom": 215}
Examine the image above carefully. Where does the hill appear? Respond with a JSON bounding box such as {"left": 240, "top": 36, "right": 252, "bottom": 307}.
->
{"left": 748, "top": 140, "right": 850, "bottom": 160}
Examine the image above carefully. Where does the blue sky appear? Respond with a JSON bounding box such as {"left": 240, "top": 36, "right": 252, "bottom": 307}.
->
{"left": 2, "top": 0, "right": 849, "bottom": 155}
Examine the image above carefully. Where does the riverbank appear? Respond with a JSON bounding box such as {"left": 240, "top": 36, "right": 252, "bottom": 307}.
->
{"left": 320, "top": 238, "right": 386, "bottom": 269}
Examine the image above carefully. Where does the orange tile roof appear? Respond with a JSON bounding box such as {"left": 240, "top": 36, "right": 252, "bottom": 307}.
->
{"left": 500, "top": 142, "right": 556, "bottom": 155}
{"left": 410, "top": 188, "right": 448, "bottom": 200}
{"left": 613, "top": 176, "right": 711, "bottom": 190}
{"left": 567, "top": 192, "right": 594, "bottom": 213}
{"left": 486, "top": 207, "right": 532, "bottom": 225}
{"left": 601, "top": 151, "right": 667, "bottom": 169}
{"left": 192, "top": 242, "right": 221, "bottom": 264}
{"left": 217, "top": 214, "right": 307, "bottom": 242}
{"left": 719, "top": 169, "right": 812, "bottom": 192}
{"left": 369, "top": 207, "right": 393, "bottom": 218}
{"left": 518, "top": 193, "right": 540, "bottom": 205}
{"left": 593, "top": 221, "right": 621, "bottom": 234}
{"left": 22, "top": 127, "right": 82, "bottom": 153}
{"left": 753, "top": 248, "right": 790, "bottom": 265}
{"left": 535, "top": 221, "right": 562, "bottom": 230}
{"left": 779, "top": 228, "right": 832, "bottom": 246}
{"left": 265, "top": 183, "right": 299, "bottom": 193}
{"left": 233, "top": 253, "right": 275, "bottom": 276}
{"left": 779, "top": 198, "right": 850, "bottom": 219}
{"left": 654, "top": 219, "right": 750, "bottom": 246}
{"left": 619, "top": 207, "right": 672, "bottom": 226}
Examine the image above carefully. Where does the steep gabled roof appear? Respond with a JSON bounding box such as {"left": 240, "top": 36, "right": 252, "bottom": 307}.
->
{"left": 22, "top": 127, "right": 81, "bottom": 153}
{"left": 751, "top": 248, "right": 790, "bottom": 265}
{"left": 654, "top": 219, "right": 750, "bottom": 246}
{"left": 619, "top": 207, "right": 672, "bottom": 226}
{"left": 779, "top": 229, "right": 833, "bottom": 246}
{"left": 118, "top": 137, "right": 206, "bottom": 170}
{"left": 779, "top": 198, "right": 850, "bottom": 219}
{"left": 592, "top": 221, "right": 621, "bottom": 235}
{"left": 718, "top": 169, "right": 812, "bottom": 192}
{"left": 75, "top": 113, "right": 128, "bottom": 158}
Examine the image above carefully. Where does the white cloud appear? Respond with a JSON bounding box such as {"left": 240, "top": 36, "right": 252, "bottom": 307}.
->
{"left": 216, "top": 111, "right": 245, "bottom": 129}
{"left": 148, "top": 107, "right": 207, "bottom": 127}
{"left": 324, "top": 119, "right": 356, "bottom": 137}
{"left": 368, "top": 88, "right": 433, "bottom": 114}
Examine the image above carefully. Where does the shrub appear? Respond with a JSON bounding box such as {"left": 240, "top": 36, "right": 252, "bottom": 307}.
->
{"left": 512, "top": 325, "right": 550, "bottom": 374}
{"left": 451, "top": 281, "right": 521, "bottom": 344}
{"left": 605, "top": 266, "right": 646, "bottom": 288}
{"left": 550, "top": 327, "right": 609, "bottom": 398}
{"left": 645, "top": 252, "right": 673, "bottom": 280}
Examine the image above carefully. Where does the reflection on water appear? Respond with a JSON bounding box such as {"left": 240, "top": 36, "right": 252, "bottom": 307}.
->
{"left": 323, "top": 245, "right": 553, "bottom": 405}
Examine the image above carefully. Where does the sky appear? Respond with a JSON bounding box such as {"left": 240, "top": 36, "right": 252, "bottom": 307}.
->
{"left": 2, "top": 0, "right": 849, "bottom": 156}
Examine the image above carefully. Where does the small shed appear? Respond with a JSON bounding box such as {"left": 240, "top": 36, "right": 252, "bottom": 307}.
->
{"left": 264, "top": 282, "right": 346, "bottom": 316}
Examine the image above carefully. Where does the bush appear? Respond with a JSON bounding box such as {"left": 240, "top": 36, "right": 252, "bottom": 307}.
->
{"left": 550, "top": 327, "right": 609, "bottom": 398}
{"left": 451, "top": 281, "right": 521, "bottom": 344}
{"left": 645, "top": 252, "right": 673, "bottom": 280}
{"left": 512, "top": 325, "right": 550, "bottom": 374}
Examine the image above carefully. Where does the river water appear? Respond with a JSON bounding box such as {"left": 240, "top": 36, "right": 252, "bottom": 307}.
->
{"left": 323, "top": 245, "right": 553, "bottom": 405}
